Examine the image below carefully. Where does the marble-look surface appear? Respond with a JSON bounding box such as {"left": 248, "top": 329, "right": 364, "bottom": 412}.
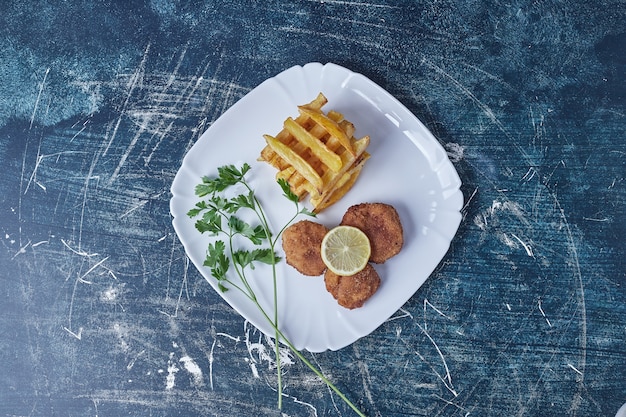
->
{"left": 1, "top": 1, "right": 624, "bottom": 416}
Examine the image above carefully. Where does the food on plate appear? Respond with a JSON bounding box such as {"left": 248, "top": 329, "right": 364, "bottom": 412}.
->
{"left": 340, "top": 203, "right": 403, "bottom": 263}
{"left": 320, "top": 225, "right": 371, "bottom": 276}
{"left": 280, "top": 201, "right": 404, "bottom": 309}
{"left": 324, "top": 263, "right": 381, "bottom": 309}
{"left": 259, "top": 92, "right": 370, "bottom": 213}
{"left": 282, "top": 220, "right": 329, "bottom": 276}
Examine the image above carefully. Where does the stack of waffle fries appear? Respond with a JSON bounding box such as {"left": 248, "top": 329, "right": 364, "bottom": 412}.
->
{"left": 259, "top": 93, "right": 370, "bottom": 212}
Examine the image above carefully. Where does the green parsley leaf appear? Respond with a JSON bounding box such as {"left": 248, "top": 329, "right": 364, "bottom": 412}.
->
{"left": 252, "top": 224, "right": 270, "bottom": 241}
{"left": 195, "top": 163, "right": 250, "bottom": 197}
{"left": 196, "top": 175, "right": 226, "bottom": 196}
{"left": 194, "top": 209, "right": 222, "bottom": 234}
{"left": 233, "top": 248, "right": 279, "bottom": 269}
{"left": 217, "top": 164, "right": 246, "bottom": 187}
{"left": 204, "top": 241, "right": 229, "bottom": 281}
{"left": 228, "top": 216, "right": 265, "bottom": 244}
{"left": 187, "top": 201, "right": 208, "bottom": 218}
{"left": 195, "top": 182, "right": 212, "bottom": 197}
{"left": 231, "top": 190, "right": 255, "bottom": 210}
{"left": 277, "top": 178, "right": 299, "bottom": 203}
{"left": 299, "top": 207, "right": 316, "bottom": 217}
{"left": 251, "top": 248, "right": 280, "bottom": 265}
{"left": 232, "top": 250, "right": 254, "bottom": 269}
{"left": 208, "top": 195, "right": 229, "bottom": 211}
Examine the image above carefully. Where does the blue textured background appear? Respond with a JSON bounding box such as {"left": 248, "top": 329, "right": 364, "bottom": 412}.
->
{"left": 1, "top": 1, "right": 624, "bottom": 416}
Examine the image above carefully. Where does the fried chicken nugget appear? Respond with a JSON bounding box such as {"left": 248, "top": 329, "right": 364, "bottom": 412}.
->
{"left": 282, "top": 220, "right": 329, "bottom": 276}
{"left": 324, "top": 263, "right": 381, "bottom": 309}
{"left": 340, "top": 203, "right": 403, "bottom": 264}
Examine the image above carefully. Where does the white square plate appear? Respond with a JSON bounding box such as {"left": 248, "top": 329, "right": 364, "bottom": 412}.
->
{"left": 170, "top": 62, "right": 463, "bottom": 352}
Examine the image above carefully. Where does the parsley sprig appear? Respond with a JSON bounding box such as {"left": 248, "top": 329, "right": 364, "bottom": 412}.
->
{"left": 187, "top": 163, "right": 366, "bottom": 416}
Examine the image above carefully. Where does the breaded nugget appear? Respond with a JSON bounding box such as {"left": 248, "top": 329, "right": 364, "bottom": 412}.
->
{"left": 324, "top": 263, "right": 381, "bottom": 309}
{"left": 340, "top": 203, "right": 403, "bottom": 263}
{"left": 282, "top": 220, "right": 329, "bottom": 276}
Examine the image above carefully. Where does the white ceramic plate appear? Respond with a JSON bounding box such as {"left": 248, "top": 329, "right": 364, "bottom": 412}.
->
{"left": 170, "top": 63, "right": 463, "bottom": 352}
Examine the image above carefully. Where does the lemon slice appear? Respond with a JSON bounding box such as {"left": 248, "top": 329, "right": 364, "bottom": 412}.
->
{"left": 321, "top": 225, "right": 371, "bottom": 276}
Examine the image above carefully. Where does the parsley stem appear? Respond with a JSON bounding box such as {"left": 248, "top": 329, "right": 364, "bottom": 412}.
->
{"left": 245, "top": 182, "right": 284, "bottom": 408}
{"left": 242, "top": 296, "right": 367, "bottom": 417}
{"left": 278, "top": 334, "right": 367, "bottom": 417}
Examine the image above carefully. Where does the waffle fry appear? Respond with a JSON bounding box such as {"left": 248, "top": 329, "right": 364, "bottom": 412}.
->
{"left": 259, "top": 93, "right": 370, "bottom": 213}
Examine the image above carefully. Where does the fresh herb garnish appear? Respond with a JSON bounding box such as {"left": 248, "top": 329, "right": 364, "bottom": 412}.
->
{"left": 187, "top": 163, "right": 366, "bottom": 416}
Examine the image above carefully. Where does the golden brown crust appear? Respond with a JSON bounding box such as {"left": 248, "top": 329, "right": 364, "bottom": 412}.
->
{"left": 340, "top": 203, "right": 403, "bottom": 263}
{"left": 324, "top": 263, "right": 381, "bottom": 309}
{"left": 282, "top": 220, "right": 329, "bottom": 276}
